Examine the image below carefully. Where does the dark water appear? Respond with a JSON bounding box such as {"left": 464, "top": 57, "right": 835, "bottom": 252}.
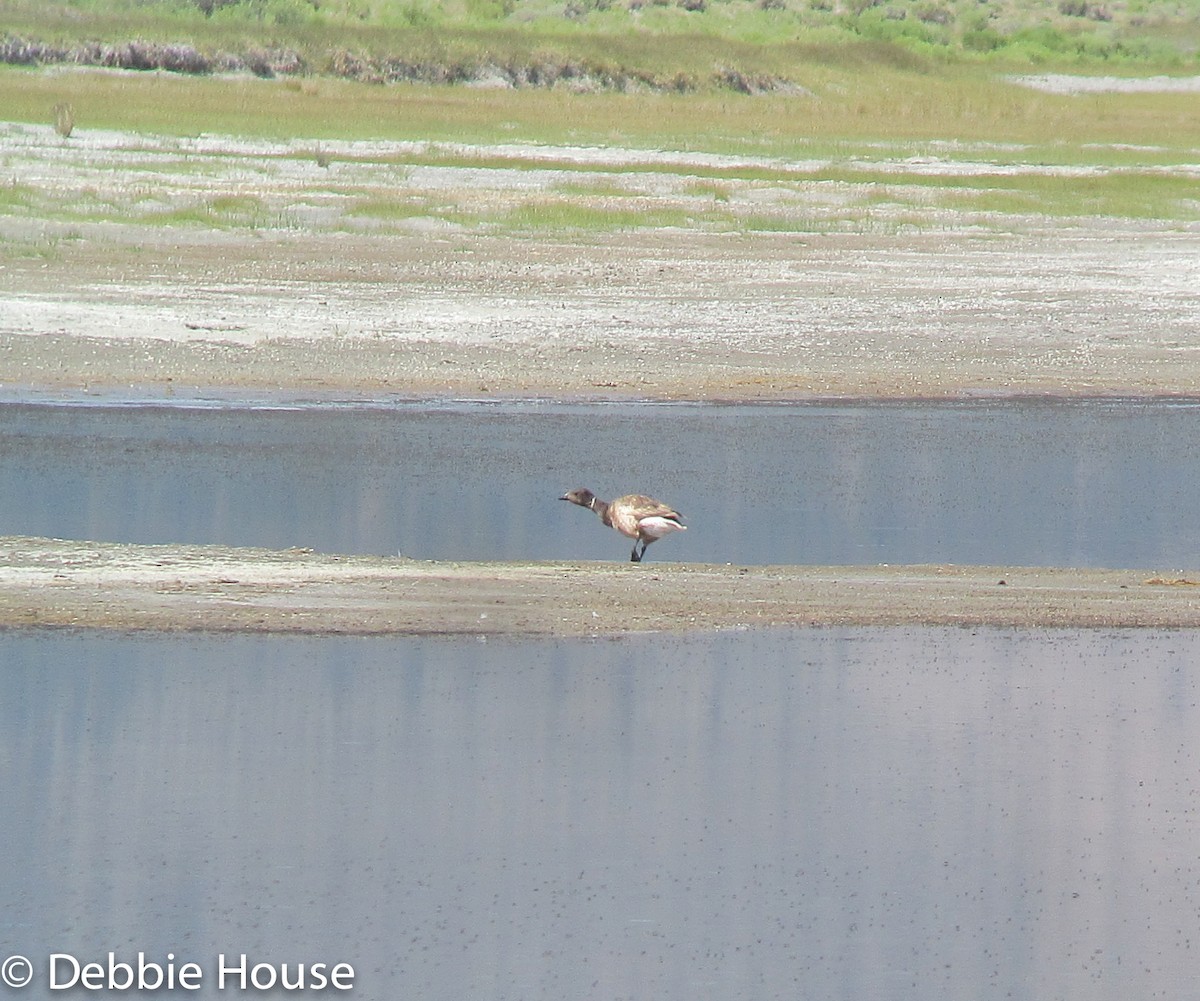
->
{"left": 4, "top": 628, "right": 1199, "bottom": 1000}
{"left": 3, "top": 397, "right": 1200, "bottom": 567}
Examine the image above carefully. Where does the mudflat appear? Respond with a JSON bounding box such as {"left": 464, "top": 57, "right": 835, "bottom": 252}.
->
{"left": 7, "top": 223, "right": 1200, "bottom": 401}
{"left": 3, "top": 121, "right": 1200, "bottom": 401}
{"left": 5, "top": 536, "right": 1200, "bottom": 634}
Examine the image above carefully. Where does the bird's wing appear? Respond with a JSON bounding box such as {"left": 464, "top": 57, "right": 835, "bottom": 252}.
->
{"left": 620, "top": 495, "right": 684, "bottom": 523}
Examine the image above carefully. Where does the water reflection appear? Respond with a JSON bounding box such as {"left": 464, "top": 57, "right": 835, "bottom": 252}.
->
{"left": 3, "top": 628, "right": 1198, "bottom": 999}
{"left": 1, "top": 398, "right": 1200, "bottom": 567}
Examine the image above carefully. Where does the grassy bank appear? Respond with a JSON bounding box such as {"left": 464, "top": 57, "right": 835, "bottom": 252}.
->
{"left": 4, "top": 58, "right": 1200, "bottom": 155}
{"left": 2, "top": 2, "right": 1198, "bottom": 244}
{"left": 0, "top": 0, "right": 1196, "bottom": 97}
{"left": 2, "top": 65, "right": 1198, "bottom": 243}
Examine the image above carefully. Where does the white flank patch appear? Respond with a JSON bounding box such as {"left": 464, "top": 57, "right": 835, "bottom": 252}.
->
{"left": 638, "top": 516, "right": 686, "bottom": 540}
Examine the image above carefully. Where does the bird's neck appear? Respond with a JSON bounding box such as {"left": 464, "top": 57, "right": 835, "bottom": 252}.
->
{"left": 591, "top": 497, "right": 610, "bottom": 521}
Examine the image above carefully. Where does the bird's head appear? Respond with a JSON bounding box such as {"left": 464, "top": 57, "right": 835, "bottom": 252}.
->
{"left": 560, "top": 488, "right": 596, "bottom": 509}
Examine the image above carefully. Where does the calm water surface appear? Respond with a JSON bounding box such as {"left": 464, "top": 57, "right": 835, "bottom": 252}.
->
{"left": 2, "top": 397, "right": 1200, "bottom": 567}
{"left": 5, "top": 399, "right": 1200, "bottom": 999}
{"left": 4, "top": 628, "right": 1199, "bottom": 1000}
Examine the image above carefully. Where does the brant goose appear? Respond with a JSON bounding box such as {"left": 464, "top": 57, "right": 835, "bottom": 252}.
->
{"left": 560, "top": 488, "right": 686, "bottom": 563}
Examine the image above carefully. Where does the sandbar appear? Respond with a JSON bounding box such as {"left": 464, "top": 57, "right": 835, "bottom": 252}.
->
{"left": 4, "top": 536, "right": 1200, "bottom": 634}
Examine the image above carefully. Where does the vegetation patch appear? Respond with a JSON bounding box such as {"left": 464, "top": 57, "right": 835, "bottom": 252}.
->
{"left": 812, "top": 165, "right": 1200, "bottom": 220}
{"left": 501, "top": 199, "right": 699, "bottom": 230}
{"left": 0, "top": 179, "right": 38, "bottom": 212}
{"left": 0, "top": 0, "right": 1196, "bottom": 100}
{"left": 1, "top": 0, "right": 1197, "bottom": 245}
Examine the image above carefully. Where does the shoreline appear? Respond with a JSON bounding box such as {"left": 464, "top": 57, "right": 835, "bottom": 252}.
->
{"left": 5, "top": 381, "right": 1200, "bottom": 412}
{"left": 8, "top": 325, "right": 1200, "bottom": 404}
{"left": 4, "top": 537, "right": 1200, "bottom": 635}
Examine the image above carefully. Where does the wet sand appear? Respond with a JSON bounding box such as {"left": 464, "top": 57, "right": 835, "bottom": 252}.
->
{"left": 5, "top": 536, "right": 1200, "bottom": 634}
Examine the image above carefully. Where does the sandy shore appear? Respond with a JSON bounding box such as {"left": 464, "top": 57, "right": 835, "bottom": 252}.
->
{"left": 5, "top": 536, "right": 1200, "bottom": 634}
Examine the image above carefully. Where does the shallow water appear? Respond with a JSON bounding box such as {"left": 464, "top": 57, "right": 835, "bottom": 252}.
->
{"left": 2, "top": 397, "right": 1200, "bottom": 567}
{"left": 3, "top": 628, "right": 1199, "bottom": 1000}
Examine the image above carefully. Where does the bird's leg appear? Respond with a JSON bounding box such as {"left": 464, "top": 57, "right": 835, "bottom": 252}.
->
{"left": 630, "top": 540, "right": 643, "bottom": 562}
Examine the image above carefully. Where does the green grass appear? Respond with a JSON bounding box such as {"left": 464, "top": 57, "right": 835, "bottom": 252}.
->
{"left": 6, "top": 63, "right": 1200, "bottom": 159}
{"left": 684, "top": 179, "right": 733, "bottom": 201}
{"left": 500, "top": 199, "right": 699, "bottom": 230}
{"left": 953, "top": 175, "right": 1200, "bottom": 221}
{"left": 0, "top": 0, "right": 1196, "bottom": 94}
{"left": 153, "top": 197, "right": 302, "bottom": 228}
{"left": 347, "top": 194, "right": 443, "bottom": 221}
{"left": 2, "top": 0, "right": 1198, "bottom": 242}
{"left": 3, "top": 65, "right": 1196, "bottom": 233}
{"left": 0, "top": 180, "right": 38, "bottom": 211}
{"left": 41, "top": 190, "right": 282, "bottom": 228}
{"left": 817, "top": 166, "right": 1200, "bottom": 220}
{"left": 552, "top": 177, "right": 637, "bottom": 197}
{"left": 0, "top": 0, "right": 1195, "bottom": 113}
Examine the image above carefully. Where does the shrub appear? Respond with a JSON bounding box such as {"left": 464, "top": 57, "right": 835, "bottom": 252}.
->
{"left": 53, "top": 101, "right": 73, "bottom": 138}
{"left": 1058, "top": 0, "right": 1112, "bottom": 19}
{"left": 962, "top": 27, "right": 1005, "bottom": 51}
{"left": 914, "top": 2, "right": 952, "bottom": 25}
